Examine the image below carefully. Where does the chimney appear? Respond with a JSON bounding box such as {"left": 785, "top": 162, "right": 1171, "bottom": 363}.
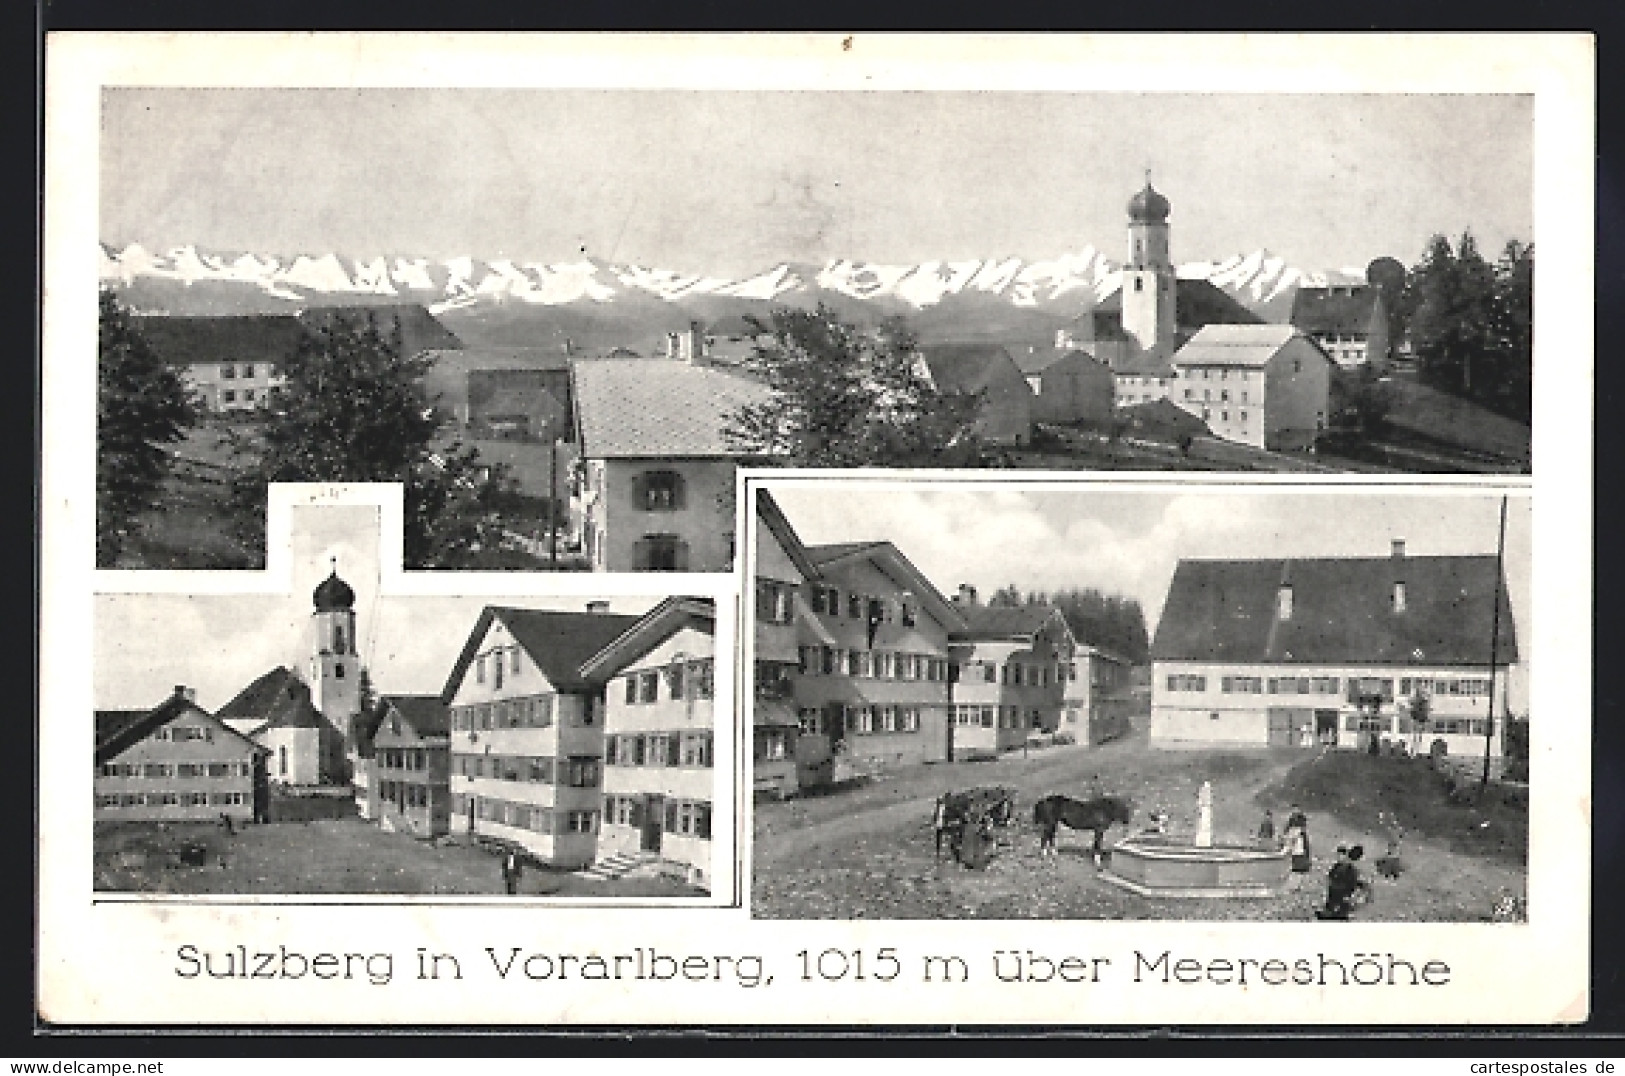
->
{"left": 685, "top": 322, "right": 707, "bottom": 366}
{"left": 955, "top": 583, "right": 978, "bottom": 606}
{"left": 173, "top": 685, "right": 196, "bottom": 703}
{"left": 585, "top": 600, "right": 611, "bottom": 614}
{"left": 1391, "top": 538, "right": 1406, "bottom": 560}
{"left": 1276, "top": 583, "right": 1293, "bottom": 621}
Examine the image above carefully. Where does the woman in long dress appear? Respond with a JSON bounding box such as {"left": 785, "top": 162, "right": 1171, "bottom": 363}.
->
{"left": 1283, "top": 804, "right": 1312, "bottom": 873}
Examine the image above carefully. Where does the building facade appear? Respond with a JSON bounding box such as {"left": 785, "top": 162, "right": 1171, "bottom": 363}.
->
{"left": 571, "top": 356, "right": 773, "bottom": 572}
{"left": 95, "top": 688, "right": 268, "bottom": 823}
{"left": 752, "top": 492, "right": 819, "bottom": 796}
{"left": 583, "top": 598, "right": 718, "bottom": 885}
{"left": 1150, "top": 542, "right": 1520, "bottom": 769}
{"left": 369, "top": 696, "right": 451, "bottom": 838}
{"left": 792, "top": 542, "right": 966, "bottom": 778}
{"left": 443, "top": 606, "right": 640, "bottom": 867}
{"left": 1170, "top": 324, "right": 1332, "bottom": 451}
{"left": 915, "top": 344, "right": 1035, "bottom": 445}
{"left": 946, "top": 601, "right": 1074, "bottom": 757}
{"left": 1290, "top": 284, "right": 1390, "bottom": 369}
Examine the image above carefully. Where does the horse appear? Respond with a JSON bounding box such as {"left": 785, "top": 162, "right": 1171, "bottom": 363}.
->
{"left": 932, "top": 786, "right": 1016, "bottom": 863}
{"left": 1033, "top": 794, "right": 1134, "bottom": 864}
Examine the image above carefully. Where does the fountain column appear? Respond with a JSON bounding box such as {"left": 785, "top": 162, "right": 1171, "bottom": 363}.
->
{"left": 1195, "top": 781, "right": 1213, "bottom": 848}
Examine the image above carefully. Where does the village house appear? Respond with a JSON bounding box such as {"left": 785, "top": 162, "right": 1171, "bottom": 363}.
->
{"left": 751, "top": 491, "right": 819, "bottom": 796}
{"left": 1063, "top": 644, "right": 1138, "bottom": 747}
{"left": 367, "top": 695, "right": 451, "bottom": 838}
{"left": 792, "top": 541, "right": 967, "bottom": 778}
{"left": 132, "top": 314, "right": 304, "bottom": 412}
{"left": 570, "top": 353, "right": 773, "bottom": 572}
{"left": 133, "top": 304, "right": 460, "bottom": 414}
{"left": 580, "top": 597, "right": 718, "bottom": 886}
{"left": 442, "top": 604, "right": 641, "bottom": 867}
{"left": 95, "top": 687, "right": 269, "bottom": 823}
{"left": 1014, "top": 343, "right": 1116, "bottom": 426}
{"left": 1290, "top": 284, "right": 1390, "bottom": 369}
{"left": 944, "top": 593, "right": 1074, "bottom": 758}
{"left": 1149, "top": 539, "right": 1519, "bottom": 770}
{"left": 914, "top": 343, "right": 1034, "bottom": 445}
{"left": 419, "top": 347, "right": 574, "bottom": 443}
{"left": 1168, "top": 324, "right": 1333, "bottom": 451}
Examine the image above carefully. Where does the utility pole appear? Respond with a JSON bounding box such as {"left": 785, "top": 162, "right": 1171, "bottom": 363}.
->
{"left": 1480, "top": 494, "right": 1508, "bottom": 794}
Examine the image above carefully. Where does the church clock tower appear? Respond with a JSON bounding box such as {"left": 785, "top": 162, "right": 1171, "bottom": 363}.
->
{"left": 309, "top": 561, "right": 361, "bottom": 735}
{"left": 1121, "top": 174, "right": 1178, "bottom": 357}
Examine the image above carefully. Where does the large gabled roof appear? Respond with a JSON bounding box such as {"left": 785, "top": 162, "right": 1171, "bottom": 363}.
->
{"left": 802, "top": 541, "right": 968, "bottom": 633}
{"left": 754, "top": 489, "right": 819, "bottom": 581}
{"left": 916, "top": 343, "right": 1020, "bottom": 394}
{"left": 572, "top": 359, "right": 774, "bottom": 459}
{"left": 215, "top": 666, "right": 331, "bottom": 733}
{"left": 297, "top": 303, "right": 462, "bottom": 355}
{"left": 952, "top": 603, "right": 1069, "bottom": 642}
{"left": 1094, "top": 279, "right": 1263, "bottom": 329}
{"left": 376, "top": 695, "right": 450, "bottom": 739}
{"left": 1290, "top": 285, "right": 1384, "bottom": 335}
{"left": 441, "top": 606, "right": 645, "bottom": 701}
{"left": 95, "top": 691, "right": 265, "bottom": 765}
{"left": 1152, "top": 554, "right": 1518, "bottom": 667}
{"left": 1173, "top": 323, "right": 1314, "bottom": 368}
{"left": 131, "top": 314, "right": 309, "bottom": 369}
{"left": 579, "top": 597, "right": 717, "bottom": 681}
{"left": 1013, "top": 345, "right": 1106, "bottom": 377}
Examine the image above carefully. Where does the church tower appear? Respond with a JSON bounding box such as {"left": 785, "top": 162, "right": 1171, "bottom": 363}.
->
{"left": 1121, "top": 175, "right": 1178, "bottom": 357}
{"left": 309, "top": 560, "right": 361, "bottom": 734}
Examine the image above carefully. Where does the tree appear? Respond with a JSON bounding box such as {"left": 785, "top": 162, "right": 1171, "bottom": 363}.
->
{"left": 1365, "top": 255, "right": 1409, "bottom": 366}
{"left": 235, "top": 311, "right": 513, "bottom": 568}
{"left": 992, "top": 585, "right": 1151, "bottom": 664}
{"left": 988, "top": 584, "right": 1024, "bottom": 608}
{"left": 1487, "top": 239, "right": 1533, "bottom": 424}
{"left": 724, "top": 305, "right": 985, "bottom": 467}
{"left": 1408, "top": 231, "right": 1498, "bottom": 398}
{"left": 97, "top": 289, "right": 199, "bottom": 565}
{"left": 1407, "top": 690, "right": 1431, "bottom": 756}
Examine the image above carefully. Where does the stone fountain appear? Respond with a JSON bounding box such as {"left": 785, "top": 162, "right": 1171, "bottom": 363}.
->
{"left": 1099, "top": 780, "right": 1291, "bottom": 899}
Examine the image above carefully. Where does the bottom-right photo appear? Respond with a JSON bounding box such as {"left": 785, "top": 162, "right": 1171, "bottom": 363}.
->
{"left": 746, "top": 479, "right": 1531, "bottom": 923}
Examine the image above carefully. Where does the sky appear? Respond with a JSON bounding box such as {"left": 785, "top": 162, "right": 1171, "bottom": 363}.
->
{"left": 767, "top": 483, "right": 1532, "bottom": 650}
{"left": 99, "top": 90, "right": 1533, "bottom": 276}
{"left": 94, "top": 504, "right": 663, "bottom": 711}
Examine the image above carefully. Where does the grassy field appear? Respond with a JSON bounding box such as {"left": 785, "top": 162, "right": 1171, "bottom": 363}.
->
{"left": 752, "top": 728, "right": 1527, "bottom": 921}
{"left": 93, "top": 816, "right": 706, "bottom": 898}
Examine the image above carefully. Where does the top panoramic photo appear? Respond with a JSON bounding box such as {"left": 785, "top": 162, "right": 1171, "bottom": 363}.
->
{"left": 96, "top": 89, "right": 1533, "bottom": 571}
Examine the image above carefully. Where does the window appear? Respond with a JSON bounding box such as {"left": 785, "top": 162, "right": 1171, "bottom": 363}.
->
{"left": 222, "top": 365, "right": 236, "bottom": 379}
{"left": 564, "top": 757, "right": 601, "bottom": 787}
{"left": 512, "top": 648, "right": 522, "bottom": 674}
{"left": 476, "top": 656, "right": 486, "bottom": 684}
{"left": 901, "top": 600, "right": 916, "bottom": 627}
{"left": 1166, "top": 674, "right": 1207, "bottom": 692}
{"left": 667, "top": 662, "right": 686, "bottom": 699}
{"left": 681, "top": 732, "right": 713, "bottom": 767}
{"left": 638, "top": 470, "right": 684, "bottom": 511}
{"left": 335, "top": 662, "right": 345, "bottom": 679}
{"left": 221, "top": 390, "right": 236, "bottom": 403}
{"left": 565, "top": 810, "right": 596, "bottom": 834}
{"left": 637, "top": 671, "right": 659, "bottom": 704}
{"left": 635, "top": 534, "right": 689, "bottom": 572}
{"left": 848, "top": 593, "right": 863, "bottom": 619}
{"left": 244, "top": 389, "right": 256, "bottom": 402}
{"left": 243, "top": 364, "right": 255, "bottom": 378}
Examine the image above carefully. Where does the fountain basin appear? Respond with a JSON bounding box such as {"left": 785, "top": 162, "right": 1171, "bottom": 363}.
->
{"left": 1099, "top": 836, "right": 1292, "bottom": 898}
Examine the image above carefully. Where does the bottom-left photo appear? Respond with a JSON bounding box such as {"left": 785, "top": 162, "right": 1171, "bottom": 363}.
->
{"left": 92, "top": 499, "right": 722, "bottom": 900}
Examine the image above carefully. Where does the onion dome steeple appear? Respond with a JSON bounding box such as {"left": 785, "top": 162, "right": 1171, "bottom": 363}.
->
{"left": 312, "top": 559, "right": 356, "bottom": 613}
{"left": 1127, "top": 172, "right": 1171, "bottom": 224}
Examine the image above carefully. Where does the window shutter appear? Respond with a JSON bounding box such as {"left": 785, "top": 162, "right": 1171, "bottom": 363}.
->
{"left": 631, "top": 472, "right": 646, "bottom": 510}
{"left": 670, "top": 473, "right": 686, "bottom": 510}
{"left": 696, "top": 803, "right": 712, "bottom": 840}
{"left": 673, "top": 540, "right": 689, "bottom": 571}
{"left": 665, "top": 802, "right": 679, "bottom": 833}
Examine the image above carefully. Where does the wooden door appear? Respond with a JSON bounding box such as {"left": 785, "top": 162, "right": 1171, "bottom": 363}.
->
{"left": 641, "top": 794, "right": 664, "bottom": 853}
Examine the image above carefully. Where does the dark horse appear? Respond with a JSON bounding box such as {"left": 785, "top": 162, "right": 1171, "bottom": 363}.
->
{"left": 1033, "top": 794, "right": 1134, "bottom": 864}
{"left": 933, "top": 786, "right": 1016, "bottom": 864}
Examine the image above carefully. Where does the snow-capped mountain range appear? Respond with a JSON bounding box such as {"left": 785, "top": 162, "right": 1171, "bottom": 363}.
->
{"left": 99, "top": 241, "right": 1370, "bottom": 320}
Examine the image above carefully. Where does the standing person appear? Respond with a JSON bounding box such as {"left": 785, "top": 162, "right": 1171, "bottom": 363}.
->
{"left": 1283, "top": 803, "right": 1313, "bottom": 873}
{"left": 1256, "top": 809, "right": 1276, "bottom": 847}
{"left": 501, "top": 850, "right": 521, "bottom": 895}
